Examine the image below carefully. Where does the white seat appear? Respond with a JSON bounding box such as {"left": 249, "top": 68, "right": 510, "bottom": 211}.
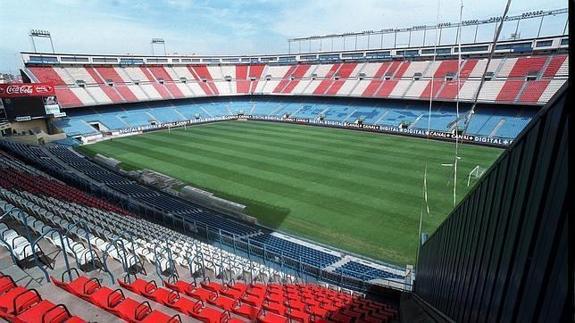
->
{"left": 12, "top": 236, "right": 30, "bottom": 249}
{"left": 91, "top": 237, "right": 108, "bottom": 251}
{"left": 13, "top": 243, "right": 34, "bottom": 261}
{"left": 0, "top": 223, "right": 10, "bottom": 234}
{"left": 75, "top": 248, "right": 95, "bottom": 266}
{"left": 2, "top": 229, "right": 19, "bottom": 243}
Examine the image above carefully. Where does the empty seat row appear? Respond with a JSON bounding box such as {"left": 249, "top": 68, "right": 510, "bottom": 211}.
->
{"left": 54, "top": 97, "right": 539, "bottom": 141}
{"left": 52, "top": 274, "right": 180, "bottom": 323}
{"left": 0, "top": 272, "right": 85, "bottom": 322}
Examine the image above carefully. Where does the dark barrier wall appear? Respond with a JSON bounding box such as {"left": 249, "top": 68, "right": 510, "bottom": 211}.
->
{"left": 414, "top": 84, "right": 568, "bottom": 322}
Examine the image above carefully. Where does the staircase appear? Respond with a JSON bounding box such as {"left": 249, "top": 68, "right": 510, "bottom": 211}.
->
{"left": 323, "top": 255, "right": 353, "bottom": 272}
{"left": 489, "top": 118, "right": 506, "bottom": 137}
{"left": 0, "top": 121, "right": 11, "bottom": 132}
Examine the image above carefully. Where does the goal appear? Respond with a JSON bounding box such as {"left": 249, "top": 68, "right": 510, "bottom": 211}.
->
{"left": 467, "top": 165, "right": 486, "bottom": 186}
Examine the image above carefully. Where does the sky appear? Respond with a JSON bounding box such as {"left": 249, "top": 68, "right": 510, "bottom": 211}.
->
{"left": 0, "top": 0, "right": 568, "bottom": 73}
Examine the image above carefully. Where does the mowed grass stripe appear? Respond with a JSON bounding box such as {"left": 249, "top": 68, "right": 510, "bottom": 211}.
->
{"left": 170, "top": 123, "right": 493, "bottom": 174}
{"left": 164, "top": 123, "right": 488, "bottom": 176}
{"left": 82, "top": 120, "right": 501, "bottom": 264}
{"left": 154, "top": 126, "right": 491, "bottom": 211}
{"left": 143, "top": 132, "right": 438, "bottom": 213}
{"left": 151, "top": 128, "right": 481, "bottom": 214}
{"left": 217, "top": 120, "right": 499, "bottom": 161}
{"left": 204, "top": 121, "right": 491, "bottom": 161}
{"left": 118, "top": 132, "right": 440, "bottom": 228}
{"left": 155, "top": 129, "right": 445, "bottom": 195}
{"left": 203, "top": 122, "right": 498, "bottom": 169}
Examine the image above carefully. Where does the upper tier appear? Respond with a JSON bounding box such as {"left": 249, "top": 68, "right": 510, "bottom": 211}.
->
{"left": 21, "top": 36, "right": 568, "bottom": 108}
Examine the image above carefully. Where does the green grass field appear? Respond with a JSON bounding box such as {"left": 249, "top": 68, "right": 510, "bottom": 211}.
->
{"left": 78, "top": 120, "right": 502, "bottom": 265}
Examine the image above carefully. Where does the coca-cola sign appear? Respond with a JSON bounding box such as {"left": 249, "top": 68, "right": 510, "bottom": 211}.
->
{"left": 0, "top": 83, "right": 55, "bottom": 98}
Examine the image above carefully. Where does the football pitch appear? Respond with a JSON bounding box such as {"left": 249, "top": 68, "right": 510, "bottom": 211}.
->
{"left": 78, "top": 120, "right": 502, "bottom": 265}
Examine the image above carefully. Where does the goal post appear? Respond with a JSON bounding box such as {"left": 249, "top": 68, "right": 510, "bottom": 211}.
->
{"left": 467, "top": 165, "right": 486, "bottom": 186}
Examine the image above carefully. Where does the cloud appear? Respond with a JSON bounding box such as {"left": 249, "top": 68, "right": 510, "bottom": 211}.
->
{"left": 0, "top": 0, "right": 568, "bottom": 72}
{"left": 271, "top": 0, "right": 567, "bottom": 39}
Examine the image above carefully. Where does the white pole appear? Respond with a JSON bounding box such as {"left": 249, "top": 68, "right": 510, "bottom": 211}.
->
{"left": 453, "top": 0, "right": 464, "bottom": 206}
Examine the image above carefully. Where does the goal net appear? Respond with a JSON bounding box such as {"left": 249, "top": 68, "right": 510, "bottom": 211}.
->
{"left": 467, "top": 165, "right": 486, "bottom": 186}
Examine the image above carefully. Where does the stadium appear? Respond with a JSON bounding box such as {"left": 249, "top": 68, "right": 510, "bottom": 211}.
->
{"left": 0, "top": 1, "right": 569, "bottom": 322}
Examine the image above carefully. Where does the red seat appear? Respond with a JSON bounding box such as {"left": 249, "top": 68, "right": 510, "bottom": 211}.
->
{"left": 82, "top": 283, "right": 174, "bottom": 323}
{"left": 227, "top": 281, "right": 248, "bottom": 294}
{"left": 207, "top": 292, "right": 236, "bottom": 311}
{"left": 163, "top": 292, "right": 197, "bottom": 314}
{"left": 263, "top": 300, "right": 286, "bottom": 315}
{"left": 186, "top": 285, "right": 213, "bottom": 302}
{"left": 52, "top": 276, "right": 100, "bottom": 299}
{"left": 232, "top": 300, "right": 258, "bottom": 320}
{"left": 241, "top": 293, "right": 265, "bottom": 307}
{"left": 0, "top": 287, "right": 42, "bottom": 317}
{"left": 120, "top": 278, "right": 173, "bottom": 305}
{"left": 246, "top": 286, "right": 267, "bottom": 298}
{"left": 15, "top": 301, "right": 86, "bottom": 323}
{"left": 200, "top": 280, "right": 223, "bottom": 293}
{"left": 266, "top": 293, "right": 284, "bottom": 303}
{"left": 189, "top": 299, "right": 226, "bottom": 323}
{"left": 329, "top": 311, "right": 353, "bottom": 323}
{"left": 341, "top": 308, "right": 362, "bottom": 319}
{"left": 0, "top": 275, "right": 16, "bottom": 294}
{"left": 88, "top": 287, "right": 124, "bottom": 311}
{"left": 306, "top": 305, "right": 328, "bottom": 319}
{"left": 220, "top": 285, "right": 244, "bottom": 299}
{"left": 114, "top": 278, "right": 191, "bottom": 321}
{"left": 285, "top": 307, "right": 309, "bottom": 322}
{"left": 118, "top": 278, "right": 149, "bottom": 295}
{"left": 286, "top": 292, "right": 301, "bottom": 301}
{"left": 113, "top": 298, "right": 152, "bottom": 322}
{"left": 144, "top": 286, "right": 175, "bottom": 305}
{"left": 164, "top": 280, "right": 213, "bottom": 301}
{"left": 163, "top": 280, "right": 190, "bottom": 293}
{"left": 320, "top": 302, "right": 339, "bottom": 312}
{"left": 249, "top": 283, "right": 266, "bottom": 292}
{"left": 0, "top": 273, "right": 85, "bottom": 322}
{"left": 286, "top": 300, "right": 306, "bottom": 311}
{"left": 139, "top": 310, "right": 181, "bottom": 323}
{"left": 257, "top": 309, "right": 288, "bottom": 323}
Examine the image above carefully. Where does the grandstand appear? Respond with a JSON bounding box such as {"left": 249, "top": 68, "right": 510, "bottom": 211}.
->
{"left": 0, "top": 4, "right": 569, "bottom": 322}
{"left": 22, "top": 46, "right": 568, "bottom": 108}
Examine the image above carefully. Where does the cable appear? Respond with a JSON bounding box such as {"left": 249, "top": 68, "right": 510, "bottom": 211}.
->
{"left": 416, "top": 0, "right": 512, "bottom": 266}
{"left": 422, "top": 0, "right": 442, "bottom": 216}
{"left": 452, "top": 0, "right": 464, "bottom": 206}
{"left": 416, "top": 0, "right": 442, "bottom": 266}
{"left": 461, "top": 0, "right": 513, "bottom": 136}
